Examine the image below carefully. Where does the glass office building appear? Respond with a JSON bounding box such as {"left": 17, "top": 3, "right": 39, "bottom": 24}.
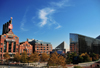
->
{"left": 70, "top": 33, "right": 100, "bottom": 55}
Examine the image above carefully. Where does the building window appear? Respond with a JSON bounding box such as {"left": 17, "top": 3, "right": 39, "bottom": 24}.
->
{"left": 1, "top": 43, "right": 3, "bottom": 45}
{"left": 13, "top": 42, "right": 16, "bottom": 52}
{"left": 15, "top": 37, "right": 17, "bottom": 39}
{"left": 41, "top": 51, "right": 42, "bottom": 53}
{"left": 17, "top": 44, "right": 18, "bottom": 46}
{"left": 26, "top": 44, "right": 27, "bottom": 46}
{"left": 1, "top": 48, "right": 2, "bottom": 52}
{"left": 43, "top": 44, "right": 45, "bottom": 46}
{"left": 70, "top": 47, "right": 72, "bottom": 50}
{"left": 17, "top": 48, "right": 18, "bottom": 52}
{"left": 4, "top": 35, "right": 6, "bottom": 37}
{"left": 50, "top": 48, "right": 51, "bottom": 50}
{"left": 37, "top": 48, "right": 38, "bottom": 50}
{"left": 4, "top": 41, "right": 7, "bottom": 52}
{"left": 9, "top": 42, "right": 12, "bottom": 52}
{"left": 8, "top": 35, "right": 13, "bottom": 38}
{"left": 44, "top": 47, "right": 45, "bottom": 50}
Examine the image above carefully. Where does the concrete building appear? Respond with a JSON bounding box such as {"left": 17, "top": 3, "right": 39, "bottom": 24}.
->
{"left": 27, "top": 39, "right": 52, "bottom": 54}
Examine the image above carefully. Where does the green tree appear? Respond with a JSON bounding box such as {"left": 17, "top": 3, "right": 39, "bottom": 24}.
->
{"left": 20, "top": 51, "right": 28, "bottom": 63}
{"left": 13, "top": 52, "right": 21, "bottom": 62}
{"left": 74, "top": 66, "right": 83, "bottom": 68}
{"left": 78, "top": 55, "right": 83, "bottom": 63}
{"left": 80, "top": 53, "right": 91, "bottom": 62}
{"left": 4, "top": 52, "right": 10, "bottom": 63}
{"left": 90, "top": 53, "right": 99, "bottom": 61}
{"left": 95, "top": 54, "right": 99, "bottom": 60}
{"left": 66, "top": 52, "right": 77, "bottom": 64}
{"left": 40, "top": 53, "right": 49, "bottom": 62}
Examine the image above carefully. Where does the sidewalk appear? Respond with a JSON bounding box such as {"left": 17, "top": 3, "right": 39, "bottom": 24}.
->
{"left": 66, "top": 59, "right": 100, "bottom": 68}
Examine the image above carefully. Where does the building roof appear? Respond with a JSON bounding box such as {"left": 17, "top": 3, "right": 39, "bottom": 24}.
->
{"left": 70, "top": 33, "right": 100, "bottom": 41}
{"left": 20, "top": 42, "right": 25, "bottom": 45}
{"left": 96, "top": 35, "right": 100, "bottom": 40}
{"left": 27, "top": 38, "right": 51, "bottom": 44}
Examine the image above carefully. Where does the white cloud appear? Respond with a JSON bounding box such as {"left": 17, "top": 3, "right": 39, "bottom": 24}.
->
{"left": 55, "top": 24, "right": 61, "bottom": 29}
{"left": 20, "top": 8, "right": 29, "bottom": 31}
{"left": 39, "top": 8, "right": 55, "bottom": 27}
{"left": 38, "top": 0, "right": 71, "bottom": 29}
{"left": 50, "top": 0, "right": 69, "bottom": 8}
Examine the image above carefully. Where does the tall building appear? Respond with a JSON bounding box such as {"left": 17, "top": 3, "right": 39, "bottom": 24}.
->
{"left": 0, "top": 17, "right": 19, "bottom": 61}
{"left": 70, "top": 33, "right": 100, "bottom": 55}
{"left": 27, "top": 39, "right": 52, "bottom": 54}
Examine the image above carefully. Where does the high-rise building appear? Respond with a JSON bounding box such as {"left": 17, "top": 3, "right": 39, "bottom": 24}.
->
{"left": 70, "top": 33, "right": 100, "bottom": 55}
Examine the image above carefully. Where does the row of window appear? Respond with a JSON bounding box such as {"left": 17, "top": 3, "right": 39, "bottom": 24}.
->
{"left": 36, "top": 44, "right": 51, "bottom": 46}
{"left": 0, "top": 47, "right": 18, "bottom": 52}
{"left": 36, "top": 48, "right": 51, "bottom": 50}
{"left": 1, "top": 42, "right": 18, "bottom": 46}
{"left": 36, "top": 47, "right": 49, "bottom": 48}
{"left": 37, "top": 51, "right": 49, "bottom": 53}
{"left": 20, "top": 49, "right": 32, "bottom": 53}
{"left": 3, "top": 35, "right": 18, "bottom": 39}
{"left": 22, "top": 44, "right": 31, "bottom": 47}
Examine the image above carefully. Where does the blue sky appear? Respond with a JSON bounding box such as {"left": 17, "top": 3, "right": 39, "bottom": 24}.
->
{"left": 0, "top": 0, "right": 100, "bottom": 49}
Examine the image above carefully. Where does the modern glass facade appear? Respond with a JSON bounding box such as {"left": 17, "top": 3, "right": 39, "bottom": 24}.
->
{"left": 70, "top": 33, "right": 100, "bottom": 55}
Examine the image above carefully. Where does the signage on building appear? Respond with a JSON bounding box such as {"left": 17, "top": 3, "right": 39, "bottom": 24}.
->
{"left": 7, "top": 34, "right": 15, "bottom": 36}
{"left": 8, "top": 24, "right": 13, "bottom": 30}
{"left": 6, "top": 39, "right": 15, "bottom": 42}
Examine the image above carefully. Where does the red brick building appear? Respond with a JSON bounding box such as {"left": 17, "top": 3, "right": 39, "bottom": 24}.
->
{"left": 70, "top": 43, "right": 79, "bottom": 54}
{"left": 35, "top": 43, "right": 52, "bottom": 54}
{"left": 0, "top": 18, "right": 52, "bottom": 62}
{"left": 0, "top": 18, "right": 19, "bottom": 61}
{"left": 19, "top": 41, "right": 33, "bottom": 56}
{"left": 27, "top": 39, "right": 52, "bottom": 54}
{"left": 0, "top": 18, "right": 33, "bottom": 61}
{"left": 0, "top": 30, "right": 19, "bottom": 60}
